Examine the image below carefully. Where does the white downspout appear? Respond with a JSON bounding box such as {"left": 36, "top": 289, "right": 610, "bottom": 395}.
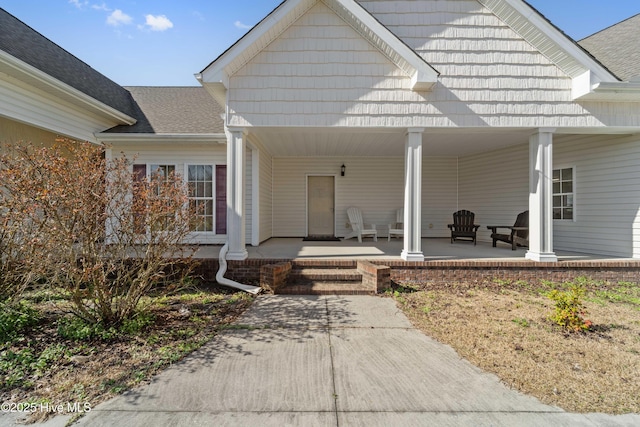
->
{"left": 216, "top": 242, "right": 261, "bottom": 294}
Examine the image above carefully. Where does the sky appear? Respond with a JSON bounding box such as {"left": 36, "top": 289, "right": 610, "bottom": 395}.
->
{"left": 1, "top": 1, "right": 639, "bottom": 86}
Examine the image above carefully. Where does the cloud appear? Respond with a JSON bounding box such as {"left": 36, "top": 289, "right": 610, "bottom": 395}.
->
{"left": 69, "top": 0, "right": 89, "bottom": 8}
{"left": 91, "top": 3, "right": 110, "bottom": 12}
{"left": 107, "top": 9, "right": 133, "bottom": 26}
{"left": 234, "top": 20, "right": 252, "bottom": 30}
{"left": 142, "top": 14, "right": 174, "bottom": 32}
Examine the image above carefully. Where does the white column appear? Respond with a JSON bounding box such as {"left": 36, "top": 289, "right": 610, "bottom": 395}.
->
{"left": 526, "top": 129, "right": 558, "bottom": 262}
{"left": 226, "top": 127, "right": 248, "bottom": 260}
{"left": 402, "top": 128, "right": 425, "bottom": 262}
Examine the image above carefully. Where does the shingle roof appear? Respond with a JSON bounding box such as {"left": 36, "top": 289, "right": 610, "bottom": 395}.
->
{"left": 579, "top": 14, "right": 640, "bottom": 82}
{"left": 0, "top": 7, "right": 137, "bottom": 118}
{"left": 105, "top": 87, "right": 225, "bottom": 134}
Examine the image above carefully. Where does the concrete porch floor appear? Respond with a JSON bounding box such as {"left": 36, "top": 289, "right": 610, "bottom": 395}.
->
{"left": 193, "top": 237, "right": 628, "bottom": 262}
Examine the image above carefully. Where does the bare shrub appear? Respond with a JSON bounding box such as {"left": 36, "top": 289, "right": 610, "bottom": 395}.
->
{"left": 0, "top": 139, "right": 198, "bottom": 325}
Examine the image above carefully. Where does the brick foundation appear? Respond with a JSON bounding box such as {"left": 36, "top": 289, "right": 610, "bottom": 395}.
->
{"left": 194, "top": 258, "right": 640, "bottom": 287}
{"left": 357, "top": 261, "right": 391, "bottom": 293}
{"left": 259, "top": 262, "right": 292, "bottom": 292}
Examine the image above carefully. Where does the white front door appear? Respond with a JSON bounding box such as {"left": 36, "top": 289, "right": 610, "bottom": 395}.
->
{"left": 307, "top": 176, "right": 335, "bottom": 236}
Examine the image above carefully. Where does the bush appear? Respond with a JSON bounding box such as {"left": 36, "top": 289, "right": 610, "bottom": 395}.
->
{"left": 547, "top": 283, "right": 592, "bottom": 332}
{"left": 0, "top": 301, "right": 40, "bottom": 344}
{"left": 1, "top": 140, "right": 198, "bottom": 327}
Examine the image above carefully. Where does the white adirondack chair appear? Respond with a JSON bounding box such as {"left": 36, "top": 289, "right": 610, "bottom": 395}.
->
{"left": 345, "top": 207, "right": 377, "bottom": 242}
{"left": 388, "top": 208, "right": 403, "bottom": 241}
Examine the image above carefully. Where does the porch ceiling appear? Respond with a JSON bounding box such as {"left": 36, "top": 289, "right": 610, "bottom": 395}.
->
{"left": 251, "top": 127, "right": 537, "bottom": 157}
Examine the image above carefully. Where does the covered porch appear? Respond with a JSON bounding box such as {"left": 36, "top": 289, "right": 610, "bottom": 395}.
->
{"left": 195, "top": 237, "right": 629, "bottom": 262}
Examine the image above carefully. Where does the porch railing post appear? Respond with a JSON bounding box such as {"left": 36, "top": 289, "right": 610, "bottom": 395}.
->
{"left": 402, "top": 128, "right": 425, "bottom": 262}
{"left": 526, "top": 129, "right": 558, "bottom": 262}
{"left": 226, "top": 126, "right": 248, "bottom": 260}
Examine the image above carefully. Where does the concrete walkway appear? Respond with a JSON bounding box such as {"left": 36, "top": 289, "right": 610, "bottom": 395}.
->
{"left": 11, "top": 295, "right": 639, "bottom": 426}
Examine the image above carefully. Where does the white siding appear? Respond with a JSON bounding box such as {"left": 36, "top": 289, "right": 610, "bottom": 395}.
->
{"left": 111, "top": 142, "right": 228, "bottom": 244}
{"left": 554, "top": 135, "right": 640, "bottom": 258}
{"left": 272, "top": 156, "right": 457, "bottom": 238}
{"left": 225, "top": 0, "right": 634, "bottom": 129}
{"left": 458, "top": 143, "right": 529, "bottom": 243}
{"left": 423, "top": 157, "right": 458, "bottom": 237}
{"left": 259, "top": 146, "right": 273, "bottom": 242}
{"left": 0, "top": 76, "right": 120, "bottom": 143}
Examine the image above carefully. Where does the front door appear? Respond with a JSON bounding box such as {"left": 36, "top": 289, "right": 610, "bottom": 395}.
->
{"left": 307, "top": 176, "right": 335, "bottom": 236}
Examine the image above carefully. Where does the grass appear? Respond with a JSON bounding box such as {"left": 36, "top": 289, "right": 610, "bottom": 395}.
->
{"left": 390, "top": 278, "right": 640, "bottom": 415}
{"left": 0, "top": 284, "right": 254, "bottom": 423}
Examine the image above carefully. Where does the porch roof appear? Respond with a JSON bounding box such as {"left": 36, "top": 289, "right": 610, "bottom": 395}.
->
{"left": 193, "top": 238, "right": 630, "bottom": 263}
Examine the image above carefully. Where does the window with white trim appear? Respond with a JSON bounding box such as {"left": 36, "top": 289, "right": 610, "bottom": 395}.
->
{"left": 187, "top": 165, "right": 214, "bottom": 232}
{"left": 553, "top": 167, "right": 574, "bottom": 220}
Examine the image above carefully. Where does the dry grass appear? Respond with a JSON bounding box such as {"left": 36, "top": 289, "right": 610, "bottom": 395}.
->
{"left": 392, "top": 279, "right": 640, "bottom": 414}
{"left": 1, "top": 285, "right": 254, "bottom": 423}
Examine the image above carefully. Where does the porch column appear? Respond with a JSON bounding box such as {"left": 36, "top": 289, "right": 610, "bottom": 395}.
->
{"left": 226, "top": 127, "right": 248, "bottom": 260}
{"left": 526, "top": 129, "right": 558, "bottom": 262}
{"left": 402, "top": 128, "right": 425, "bottom": 262}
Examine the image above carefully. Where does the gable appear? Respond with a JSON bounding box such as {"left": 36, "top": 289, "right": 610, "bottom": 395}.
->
{"left": 199, "top": 0, "right": 438, "bottom": 106}
{"left": 204, "top": 0, "right": 640, "bottom": 129}
{"left": 228, "top": 2, "right": 413, "bottom": 126}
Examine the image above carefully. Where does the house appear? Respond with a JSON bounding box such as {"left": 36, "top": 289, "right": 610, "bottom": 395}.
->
{"left": 2, "top": 1, "right": 640, "bottom": 264}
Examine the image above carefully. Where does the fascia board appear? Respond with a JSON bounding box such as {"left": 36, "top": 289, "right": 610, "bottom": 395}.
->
{"left": 575, "top": 81, "right": 640, "bottom": 102}
{"left": 0, "top": 50, "right": 136, "bottom": 125}
{"left": 199, "top": 0, "right": 314, "bottom": 86}
{"left": 479, "top": 0, "right": 617, "bottom": 83}
{"left": 96, "top": 133, "right": 227, "bottom": 143}
{"left": 199, "top": 0, "right": 438, "bottom": 92}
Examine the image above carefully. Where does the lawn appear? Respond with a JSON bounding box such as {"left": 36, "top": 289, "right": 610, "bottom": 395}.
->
{"left": 0, "top": 285, "right": 254, "bottom": 423}
{"left": 391, "top": 278, "right": 640, "bottom": 414}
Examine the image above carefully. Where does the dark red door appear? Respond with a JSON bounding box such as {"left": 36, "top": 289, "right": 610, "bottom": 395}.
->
{"left": 215, "top": 165, "right": 227, "bottom": 234}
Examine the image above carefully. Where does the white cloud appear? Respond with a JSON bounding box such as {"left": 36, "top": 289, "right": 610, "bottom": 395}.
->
{"left": 92, "top": 3, "right": 111, "bottom": 12}
{"left": 234, "top": 20, "right": 252, "bottom": 30}
{"left": 69, "top": 0, "right": 88, "bottom": 8}
{"left": 107, "top": 9, "right": 133, "bottom": 26}
{"left": 142, "top": 14, "right": 174, "bottom": 32}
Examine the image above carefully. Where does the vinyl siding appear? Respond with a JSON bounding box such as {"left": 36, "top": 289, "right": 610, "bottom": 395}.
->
{"left": 0, "top": 116, "right": 60, "bottom": 149}
{"left": 554, "top": 135, "right": 640, "bottom": 258}
{"left": 0, "top": 76, "right": 120, "bottom": 142}
{"left": 458, "top": 143, "right": 529, "bottom": 243}
{"left": 225, "top": 0, "right": 634, "bottom": 129}
{"left": 258, "top": 145, "right": 273, "bottom": 242}
{"left": 272, "top": 156, "right": 457, "bottom": 238}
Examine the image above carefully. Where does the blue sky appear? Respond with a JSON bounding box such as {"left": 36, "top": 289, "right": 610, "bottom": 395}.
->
{"left": 2, "top": 1, "right": 639, "bottom": 86}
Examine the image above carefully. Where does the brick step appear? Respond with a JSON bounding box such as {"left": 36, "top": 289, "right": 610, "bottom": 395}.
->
{"left": 289, "top": 268, "right": 362, "bottom": 282}
{"left": 275, "top": 281, "right": 376, "bottom": 295}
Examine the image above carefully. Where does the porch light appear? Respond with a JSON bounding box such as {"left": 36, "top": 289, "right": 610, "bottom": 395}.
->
{"left": 341, "top": 164, "right": 345, "bottom": 177}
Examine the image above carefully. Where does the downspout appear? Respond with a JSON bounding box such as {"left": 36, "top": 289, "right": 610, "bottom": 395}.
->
{"left": 216, "top": 243, "right": 261, "bottom": 295}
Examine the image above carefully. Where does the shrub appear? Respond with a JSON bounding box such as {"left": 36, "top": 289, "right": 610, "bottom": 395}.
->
{"left": 1, "top": 140, "right": 198, "bottom": 327}
{"left": 0, "top": 301, "right": 40, "bottom": 344}
{"left": 547, "top": 283, "right": 592, "bottom": 332}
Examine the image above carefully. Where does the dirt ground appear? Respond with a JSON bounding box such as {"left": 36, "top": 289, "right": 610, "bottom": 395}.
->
{"left": 392, "top": 279, "right": 640, "bottom": 414}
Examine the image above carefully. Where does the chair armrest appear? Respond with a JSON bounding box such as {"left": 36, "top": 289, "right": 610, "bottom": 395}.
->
{"left": 473, "top": 225, "right": 480, "bottom": 231}
{"left": 487, "top": 225, "right": 509, "bottom": 233}
{"left": 447, "top": 224, "right": 453, "bottom": 230}
{"left": 510, "top": 227, "right": 528, "bottom": 231}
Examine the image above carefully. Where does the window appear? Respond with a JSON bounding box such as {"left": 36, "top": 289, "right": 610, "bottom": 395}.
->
{"left": 553, "top": 167, "right": 574, "bottom": 220}
{"left": 132, "top": 164, "right": 178, "bottom": 233}
{"left": 150, "top": 164, "right": 176, "bottom": 194}
{"left": 187, "top": 165, "right": 214, "bottom": 232}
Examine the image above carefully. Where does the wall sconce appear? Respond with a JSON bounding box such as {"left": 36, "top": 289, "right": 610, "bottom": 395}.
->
{"left": 341, "top": 164, "right": 345, "bottom": 177}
